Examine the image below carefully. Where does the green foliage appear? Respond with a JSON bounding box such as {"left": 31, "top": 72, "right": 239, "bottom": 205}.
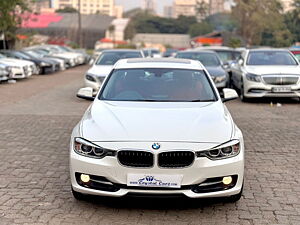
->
{"left": 0, "top": 0, "right": 29, "bottom": 38}
{"left": 228, "top": 38, "right": 242, "bottom": 48}
{"left": 206, "top": 13, "right": 237, "bottom": 32}
{"left": 195, "top": 0, "right": 209, "bottom": 20}
{"left": 188, "top": 22, "right": 213, "bottom": 37}
{"left": 116, "top": 44, "right": 136, "bottom": 49}
{"left": 55, "top": 7, "right": 78, "bottom": 13}
{"left": 284, "top": 0, "right": 300, "bottom": 44}
{"left": 124, "top": 12, "right": 199, "bottom": 39}
{"left": 232, "top": 0, "right": 291, "bottom": 46}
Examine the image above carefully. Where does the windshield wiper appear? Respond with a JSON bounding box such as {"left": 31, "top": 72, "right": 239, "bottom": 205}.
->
{"left": 190, "top": 99, "right": 216, "bottom": 102}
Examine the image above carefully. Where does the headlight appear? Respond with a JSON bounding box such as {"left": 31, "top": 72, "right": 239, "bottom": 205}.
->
{"left": 0, "top": 69, "right": 6, "bottom": 75}
{"left": 197, "top": 140, "right": 240, "bottom": 160}
{"left": 40, "top": 62, "right": 50, "bottom": 66}
{"left": 214, "top": 75, "right": 226, "bottom": 83}
{"left": 246, "top": 73, "right": 261, "bottom": 82}
{"left": 86, "top": 73, "right": 97, "bottom": 82}
{"left": 74, "top": 137, "right": 115, "bottom": 159}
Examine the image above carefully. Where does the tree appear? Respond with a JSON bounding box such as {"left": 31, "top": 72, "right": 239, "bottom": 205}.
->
{"left": 195, "top": 0, "right": 209, "bottom": 21}
{"left": 284, "top": 0, "right": 300, "bottom": 43}
{"left": 0, "top": 0, "right": 29, "bottom": 40}
{"left": 232, "top": 0, "right": 287, "bottom": 46}
{"left": 55, "top": 7, "right": 78, "bottom": 13}
{"left": 108, "top": 25, "right": 115, "bottom": 47}
{"left": 188, "top": 22, "right": 213, "bottom": 37}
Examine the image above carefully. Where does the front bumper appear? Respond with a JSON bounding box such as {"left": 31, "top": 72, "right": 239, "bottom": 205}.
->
{"left": 244, "top": 80, "right": 300, "bottom": 98}
{"left": 70, "top": 141, "right": 244, "bottom": 198}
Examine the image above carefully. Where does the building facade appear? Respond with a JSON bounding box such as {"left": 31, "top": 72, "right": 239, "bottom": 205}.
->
{"left": 53, "top": 0, "right": 123, "bottom": 17}
{"left": 27, "top": 0, "right": 52, "bottom": 13}
{"left": 173, "top": 0, "right": 226, "bottom": 18}
{"left": 143, "top": 0, "right": 156, "bottom": 13}
{"left": 163, "top": 5, "right": 173, "bottom": 18}
{"left": 280, "top": 0, "right": 294, "bottom": 12}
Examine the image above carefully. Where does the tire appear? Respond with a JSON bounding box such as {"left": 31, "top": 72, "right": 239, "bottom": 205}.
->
{"left": 36, "top": 66, "right": 42, "bottom": 75}
{"left": 240, "top": 80, "right": 249, "bottom": 102}
{"left": 225, "top": 185, "right": 243, "bottom": 203}
{"left": 71, "top": 187, "right": 87, "bottom": 201}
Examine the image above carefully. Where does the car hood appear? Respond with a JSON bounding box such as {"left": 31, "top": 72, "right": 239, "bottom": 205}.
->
{"left": 0, "top": 58, "right": 33, "bottom": 66}
{"left": 88, "top": 65, "right": 113, "bottom": 77}
{"left": 206, "top": 66, "right": 227, "bottom": 77}
{"left": 81, "top": 101, "right": 233, "bottom": 143}
{"left": 245, "top": 65, "right": 300, "bottom": 75}
{"left": 51, "top": 53, "right": 75, "bottom": 59}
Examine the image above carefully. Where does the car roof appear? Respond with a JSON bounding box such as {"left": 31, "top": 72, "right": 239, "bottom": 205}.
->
{"left": 114, "top": 58, "right": 205, "bottom": 70}
{"left": 248, "top": 48, "right": 290, "bottom": 52}
{"left": 101, "top": 49, "right": 142, "bottom": 53}
{"left": 178, "top": 50, "right": 217, "bottom": 54}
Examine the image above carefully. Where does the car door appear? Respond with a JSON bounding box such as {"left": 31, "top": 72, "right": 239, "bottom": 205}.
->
{"left": 231, "top": 51, "right": 246, "bottom": 89}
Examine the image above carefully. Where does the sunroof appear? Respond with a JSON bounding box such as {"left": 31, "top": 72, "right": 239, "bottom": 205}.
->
{"left": 127, "top": 58, "right": 191, "bottom": 64}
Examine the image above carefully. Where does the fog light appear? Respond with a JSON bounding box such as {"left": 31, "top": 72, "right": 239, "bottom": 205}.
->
{"left": 222, "top": 176, "right": 232, "bottom": 185}
{"left": 80, "top": 174, "right": 90, "bottom": 183}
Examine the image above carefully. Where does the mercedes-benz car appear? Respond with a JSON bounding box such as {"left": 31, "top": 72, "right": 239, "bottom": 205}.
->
{"left": 231, "top": 49, "right": 300, "bottom": 101}
{"left": 0, "top": 63, "right": 11, "bottom": 82}
{"left": 0, "top": 53, "right": 33, "bottom": 79}
{"left": 175, "top": 50, "right": 229, "bottom": 89}
{"left": 71, "top": 58, "right": 244, "bottom": 202}
{"left": 84, "top": 49, "right": 144, "bottom": 95}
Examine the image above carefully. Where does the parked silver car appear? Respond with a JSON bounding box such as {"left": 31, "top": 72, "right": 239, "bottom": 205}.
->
{"left": 231, "top": 49, "right": 300, "bottom": 101}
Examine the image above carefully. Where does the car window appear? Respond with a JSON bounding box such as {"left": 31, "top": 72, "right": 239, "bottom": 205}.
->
{"left": 96, "top": 52, "right": 142, "bottom": 65}
{"left": 100, "top": 68, "right": 217, "bottom": 102}
{"left": 247, "top": 51, "right": 298, "bottom": 65}
{"left": 176, "top": 52, "right": 221, "bottom": 67}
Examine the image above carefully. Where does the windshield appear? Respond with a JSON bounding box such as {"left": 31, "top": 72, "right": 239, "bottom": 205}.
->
{"left": 214, "top": 50, "right": 240, "bottom": 62}
{"left": 0, "top": 54, "right": 5, "bottom": 58}
{"left": 100, "top": 68, "right": 217, "bottom": 102}
{"left": 96, "top": 52, "right": 142, "bottom": 65}
{"left": 247, "top": 51, "right": 298, "bottom": 65}
{"left": 176, "top": 52, "right": 221, "bottom": 67}
{"left": 14, "top": 52, "right": 31, "bottom": 60}
{"left": 25, "top": 50, "right": 41, "bottom": 58}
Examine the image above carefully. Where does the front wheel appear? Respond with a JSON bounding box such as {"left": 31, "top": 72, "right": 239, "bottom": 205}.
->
{"left": 240, "top": 80, "right": 249, "bottom": 102}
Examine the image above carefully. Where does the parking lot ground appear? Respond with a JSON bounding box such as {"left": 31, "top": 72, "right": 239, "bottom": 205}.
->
{"left": 0, "top": 66, "right": 299, "bottom": 225}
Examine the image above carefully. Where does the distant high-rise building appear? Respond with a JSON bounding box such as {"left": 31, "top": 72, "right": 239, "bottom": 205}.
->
{"left": 209, "top": 0, "right": 225, "bottom": 15}
{"left": 53, "top": 0, "right": 123, "bottom": 17}
{"left": 163, "top": 5, "right": 173, "bottom": 18}
{"left": 173, "top": 0, "right": 226, "bottom": 18}
{"left": 143, "top": 0, "right": 156, "bottom": 13}
{"left": 27, "top": 0, "right": 52, "bottom": 13}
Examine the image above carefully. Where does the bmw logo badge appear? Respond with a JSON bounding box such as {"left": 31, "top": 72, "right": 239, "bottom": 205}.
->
{"left": 152, "top": 143, "right": 160, "bottom": 150}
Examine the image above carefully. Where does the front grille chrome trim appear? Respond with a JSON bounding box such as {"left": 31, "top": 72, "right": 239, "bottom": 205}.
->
{"left": 262, "top": 75, "right": 299, "bottom": 85}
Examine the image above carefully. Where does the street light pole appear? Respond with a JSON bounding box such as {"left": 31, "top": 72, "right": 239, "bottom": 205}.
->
{"left": 78, "top": 0, "right": 82, "bottom": 47}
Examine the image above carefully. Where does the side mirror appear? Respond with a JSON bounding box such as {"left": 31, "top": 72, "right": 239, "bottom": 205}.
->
{"left": 238, "top": 59, "right": 244, "bottom": 65}
{"left": 77, "top": 87, "right": 95, "bottom": 101}
{"left": 222, "top": 88, "right": 238, "bottom": 102}
{"left": 89, "top": 59, "right": 95, "bottom": 65}
{"left": 222, "top": 62, "right": 229, "bottom": 69}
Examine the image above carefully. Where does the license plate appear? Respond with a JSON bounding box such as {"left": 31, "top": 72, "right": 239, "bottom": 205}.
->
{"left": 272, "top": 87, "right": 291, "bottom": 93}
{"left": 127, "top": 174, "right": 183, "bottom": 188}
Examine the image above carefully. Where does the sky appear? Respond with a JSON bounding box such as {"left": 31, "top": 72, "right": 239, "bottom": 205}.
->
{"left": 115, "top": 0, "right": 174, "bottom": 15}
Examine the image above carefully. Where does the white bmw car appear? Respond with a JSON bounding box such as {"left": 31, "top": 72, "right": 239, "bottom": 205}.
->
{"left": 71, "top": 58, "right": 244, "bottom": 202}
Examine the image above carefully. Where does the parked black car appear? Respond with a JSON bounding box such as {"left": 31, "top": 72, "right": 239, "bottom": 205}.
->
{"left": 0, "top": 50, "right": 59, "bottom": 74}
